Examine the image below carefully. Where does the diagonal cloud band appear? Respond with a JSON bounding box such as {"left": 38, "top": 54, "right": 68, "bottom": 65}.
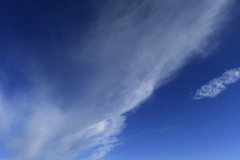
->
{"left": 0, "top": 0, "right": 234, "bottom": 160}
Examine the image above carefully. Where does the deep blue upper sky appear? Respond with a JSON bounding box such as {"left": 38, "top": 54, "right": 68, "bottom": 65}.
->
{"left": 0, "top": 1, "right": 239, "bottom": 160}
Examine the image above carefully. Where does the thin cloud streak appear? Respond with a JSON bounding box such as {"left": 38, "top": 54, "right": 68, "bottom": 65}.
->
{"left": 194, "top": 67, "right": 240, "bottom": 100}
{"left": 0, "top": 0, "right": 234, "bottom": 160}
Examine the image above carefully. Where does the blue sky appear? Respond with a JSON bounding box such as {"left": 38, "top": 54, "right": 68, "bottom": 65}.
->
{"left": 0, "top": 0, "right": 240, "bottom": 160}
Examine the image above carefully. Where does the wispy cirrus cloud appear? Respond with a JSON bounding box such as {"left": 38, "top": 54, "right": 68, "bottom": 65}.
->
{"left": 0, "top": 0, "right": 234, "bottom": 160}
{"left": 194, "top": 67, "right": 240, "bottom": 100}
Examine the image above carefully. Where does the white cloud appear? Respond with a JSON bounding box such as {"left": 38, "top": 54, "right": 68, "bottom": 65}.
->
{"left": 194, "top": 67, "right": 240, "bottom": 100}
{"left": 0, "top": 0, "right": 234, "bottom": 160}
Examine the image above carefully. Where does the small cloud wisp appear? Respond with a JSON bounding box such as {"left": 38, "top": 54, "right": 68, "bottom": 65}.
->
{"left": 194, "top": 67, "right": 240, "bottom": 100}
